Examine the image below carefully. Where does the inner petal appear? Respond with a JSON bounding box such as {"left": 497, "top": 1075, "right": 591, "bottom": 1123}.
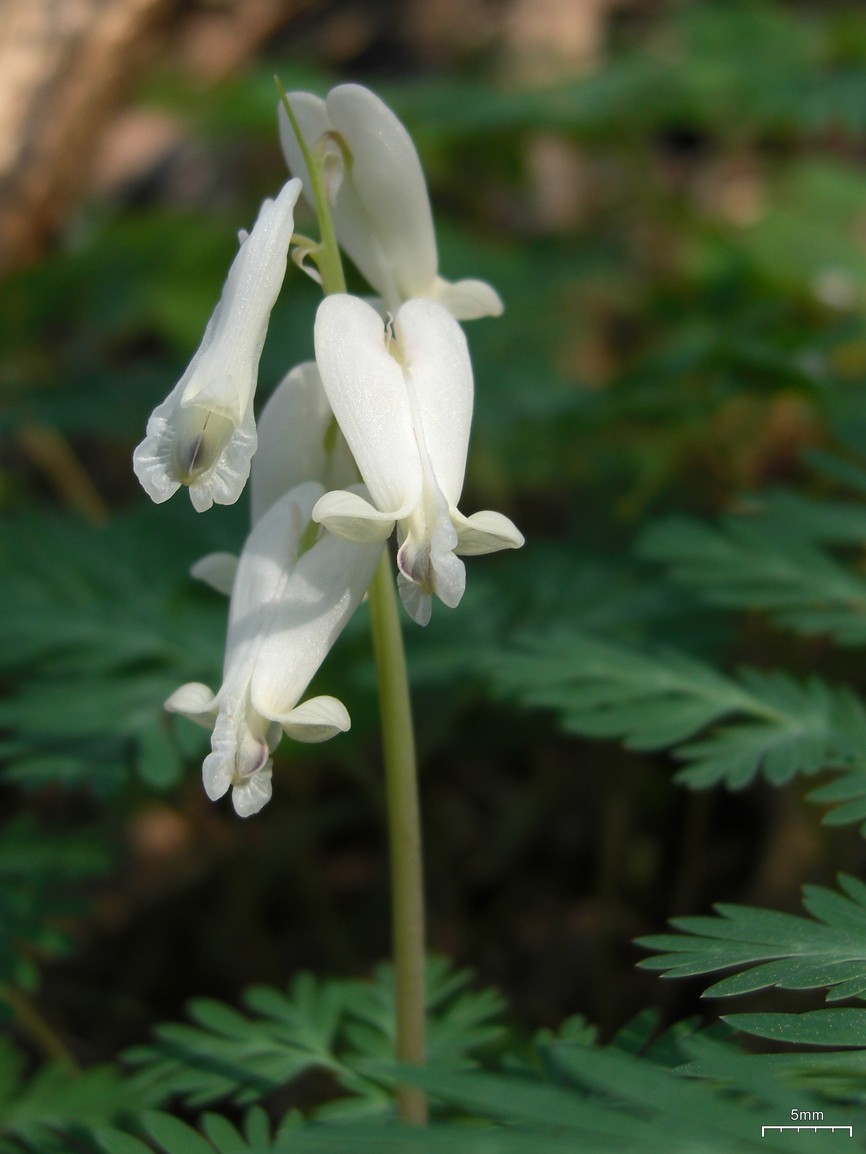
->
{"left": 394, "top": 364, "right": 465, "bottom": 609}
{"left": 203, "top": 687, "right": 280, "bottom": 802}
{"left": 172, "top": 404, "right": 236, "bottom": 485}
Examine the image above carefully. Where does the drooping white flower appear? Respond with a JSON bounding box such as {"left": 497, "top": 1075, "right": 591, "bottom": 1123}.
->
{"left": 166, "top": 480, "right": 382, "bottom": 816}
{"left": 133, "top": 178, "right": 302, "bottom": 512}
{"left": 278, "top": 84, "right": 503, "bottom": 320}
{"left": 312, "top": 294, "right": 523, "bottom": 626}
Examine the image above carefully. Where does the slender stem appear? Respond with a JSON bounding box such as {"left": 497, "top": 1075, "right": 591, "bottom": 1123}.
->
{"left": 3, "top": 985, "right": 78, "bottom": 1069}
{"left": 275, "top": 79, "right": 346, "bottom": 295}
{"left": 276, "top": 82, "right": 427, "bottom": 1121}
{"left": 368, "top": 551, "right": 428, "bottom": 1124}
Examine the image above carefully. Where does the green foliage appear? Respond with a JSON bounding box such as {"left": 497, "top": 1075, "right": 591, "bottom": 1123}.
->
{"left": 639, "top": 491, "right": 866, "bottom": 646}
{"left": 99, "top": 1034, "right": 860, "bottom": 1153}
{"left": 0, "top": 1036, "right": 151, "bottom": 1154}
{"left": 0, "top": 817, "right": 109, "bottom": 988}
{"left": 0, "top": 506, "right": 231, "bottom": 793}
{"left": 10, "top": 0, "right": 866, "bottom": 1148}
{"left": 640, "top": 873, "right": 866, "bottom": 1002}
{"left": 126, "top": 961, "right": 504, "bottom": 1112}
{"left": 491, "top": 629, "right": 866, "bottom": 794}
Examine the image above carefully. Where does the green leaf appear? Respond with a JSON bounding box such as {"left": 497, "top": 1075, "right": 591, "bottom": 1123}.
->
{"left": 639, "top": 875, "right": 866, "bottom": 1006}
{"left": 493, "top": 630, "right": 865, "bottom": 792}
{"left": 0, "top": 506, "right": 231, "bottom": 794}
{"left": 639, "top": 505, "right": 866, "bottom": 647}
{"left": 127, "top": 961, "right": 503, "bottom": 1112}
{"left": 725, "top": 1009, "right": 866, "bottom": 1048}
{"left": 0, "top": 1036, "right": 150, "bottom": 1152}
{"left": 98, "top": 1132, "right": 156, "bottom": 1154}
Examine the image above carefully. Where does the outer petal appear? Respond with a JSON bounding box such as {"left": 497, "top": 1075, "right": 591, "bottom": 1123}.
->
{"left": 251, "top": 362, "right": 356, "bottom": 525}
{"left": 231, "top": 766, "right": 273, "bottom": 818}
{"left": 185, "top": 178, "right": 302, "bottom": 416}
{"left": 223, "top": 481, "right": 324, "bottom": 686}
{"left": 165, "top": 682, "right": 218, "bottom": 727}
{"left": 279, "top": 86, "right": 504, "bottom": 320}
{"left": 190, "top": 552, "right": 238, "bottom": 596}
{"left": 393, "top": 299, "right": 473, "bottom": 506}
{"left": 396, "top": 573, "right": 432, "bottom": 628}
{"left": 250, "top": 505, "right": 383, "bottom": 721}
{"left": 314, "top": 294, "right": 422, "bottom": 515}
{"left": 452, "top": 509, "right": 525, "bottom": 556}
{"left": 275, "top": 695, "right": 351, "bottom": 742}
{"left": 313, "top": 489, "right": 399, "bottom": 543}
{"left": 430, "top": 276, "right": 505, "bottom": 321}
{"left": 325, "top": 84, "right": 438, "bottom": 307}
{"left": 133, "top": 179, "right": 300, "bottom": 511}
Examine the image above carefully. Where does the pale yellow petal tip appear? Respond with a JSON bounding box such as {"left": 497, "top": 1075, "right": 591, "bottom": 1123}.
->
{"left": 454, "top": 509, "right": 525, "bottom": 556}
{"left": 432, "top": 276, "right": 504, "bottom": 321}
{"left": 165, "top": 682, "right": 217, "bottom": 721}
{"left": 313, "top": 489, "right": 397, "bottom": 543}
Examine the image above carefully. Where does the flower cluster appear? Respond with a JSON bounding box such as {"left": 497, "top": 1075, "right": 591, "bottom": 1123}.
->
{"left": 135, "top": 83, "right": 523, "bottom": 815}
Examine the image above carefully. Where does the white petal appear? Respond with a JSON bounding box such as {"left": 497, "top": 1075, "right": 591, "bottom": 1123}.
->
{"left": 393, "top": 299, "right": 473, "bottom": 506}
{"left": 315, "top": 295, "right": 422, "bottom": 515}
{"left": 223, "top": 482, "right": 325, "bottom": 685}
{"left": 324, "top": 84, "right": 438, "bottom": 308}
{"left": 193, "top": 482, "right": 380, "bottom": 814}
{"left": 186, "top": 409, "right": 257, "bottom": 512}
{"left": 164, "top": 682, "right": 218, "bottom": 726}
{"left": 251, "top": 362, "right": 356, "bottom": 524}
{"left": 313, "top": 489, "right": 398, "bottom": 543}
{"left": 190, "top": 552, "right": 238, "bottom": 596}
{"left": 250, "top": 512, "right": 382, "bottom": 720}
{"left": 452, "top": 508, "right": 525, "bottom": 556}
{"left": 276, "top": 695, "right": 351, "bottom": 742}
{"left": 184, "top": 178, "right": 301, "bottom": 417}
{"left": 133, "top": 179, "right": 300, "bottom": 510}
{"left": 231, "top": 766, "right": 273, "bottom": 817}
{"left": 396, "top": 572, "right": 432, "bottom": 627}
{"left": 430, "top": 275, "right": 505, "bottom": 321}
{"left": 202, "top": 695, "right": 275, "bottom": 803}
{"left": 397, "top": 514, "right": 465, "bottom": 616}
{"left": 202, "top": 750, "right": 233, "bottom": 802}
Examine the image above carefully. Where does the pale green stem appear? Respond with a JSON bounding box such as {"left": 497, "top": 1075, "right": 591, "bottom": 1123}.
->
{"left": 275, "top": 79, "right": 346, "bottom": 295}
{"left": 368, "top": 551, "right": 428, "bottom": 1124}
{"left": 276, "top": 80, "right": 427, "bottom": 1123}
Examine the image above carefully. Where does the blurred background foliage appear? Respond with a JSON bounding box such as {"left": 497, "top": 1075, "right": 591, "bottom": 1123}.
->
{"left": 4, "top": 0, "right": 866, "bottom": 1097}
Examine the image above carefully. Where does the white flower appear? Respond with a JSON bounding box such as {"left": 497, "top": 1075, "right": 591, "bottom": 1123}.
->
{"left": 133, "top": 178, "right": 302, "bottom": 512}
{"left": 278, "top": 84, "right": 503, "bottom": 320}
{"left": 250, "top": 361, "right": 357, "bottom": 525}
{"left": 166, "top": 480, "right": 382, "bottom": 816}
{"left": 312, "top": 294, "right": 523, "bottom": 626}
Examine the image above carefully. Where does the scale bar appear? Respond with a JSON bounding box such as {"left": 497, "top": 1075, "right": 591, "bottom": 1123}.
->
{"left": 761, "top": 1126, "right": 853, "bottom": 1137}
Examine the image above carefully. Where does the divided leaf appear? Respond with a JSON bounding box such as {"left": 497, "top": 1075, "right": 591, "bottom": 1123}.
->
{"left": 639, "top": 874, "right": 866, "bottom": 1006}
{"left": 492, "top": 630, "right": 866, "bottom": 797}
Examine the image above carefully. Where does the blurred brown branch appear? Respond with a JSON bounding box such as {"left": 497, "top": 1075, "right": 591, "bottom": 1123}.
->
{"left": 0, "top": 0, "right": 175, "bottom": 273}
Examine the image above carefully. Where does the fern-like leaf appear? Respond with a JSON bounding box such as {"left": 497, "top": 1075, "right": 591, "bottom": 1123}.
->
{"left": 127, "top": 961, "right": 504, "bottom": 1112}
{"left": 639, "top": 874, "right": 866, "bottom": 1009}
{"left": 639, "top": 498, "right": 866, "bottom": 647}
{"left": 492, "top": 630, "right": 866, "bottom": 793}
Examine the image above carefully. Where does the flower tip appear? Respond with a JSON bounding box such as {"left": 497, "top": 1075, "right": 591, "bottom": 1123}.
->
{"left": 231, "top": 765, "right": 274, "bottom": 817}
{"left": 431, "top": 276, "right": 505, "bottom": 321}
